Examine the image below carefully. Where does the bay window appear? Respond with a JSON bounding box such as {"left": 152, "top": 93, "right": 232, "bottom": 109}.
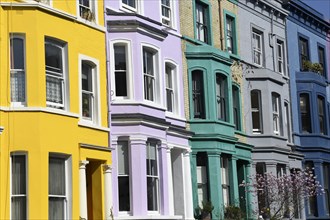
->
{"left": 143, "top": 48, "right": 157, "bottom": 102}
{"left": 300, "top": 93, "right": 311, "bottom": 133}
{"left": 272, "top": 93, "right": 281, "bottom": 135}
{"left": 216, "top": 74, "right": 227, "bottom": 121}
{"left": 251, "top": 90, "right": 262, "bottom": 133}
{"left": 317, "top": 96, "right": 326, "bottom": 135}
{"left": 192, "top": 70, "right": 205, "bottom": 119}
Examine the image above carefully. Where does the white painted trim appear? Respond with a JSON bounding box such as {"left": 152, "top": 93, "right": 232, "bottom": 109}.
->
{"left": 141, "top": 43, "right": 163, "bottom": 107}
{"left": 110, "top": 39, "right": 134, "bottom": 101}
{"left": 78, "top": 121, "right": 110, "bottom": 132}
{"left": 0, "top": 106, "right": 79, "bottom": 118}
{"left": 78, "top": 54, "right": 101, "bottom": 126}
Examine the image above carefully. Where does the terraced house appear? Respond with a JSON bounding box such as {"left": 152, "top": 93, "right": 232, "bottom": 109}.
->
{"left": 179, "top": 0, "right": 254, "bottom": 218}
{"left": 238, "top": 0, "right": 304, "bottom": 218}
{"left": 105, "top": 0, "right": 194, "bottom": 219}
{"left": 0, "top": 0, "right": 112, "bottom": 219}
{"left": 284, "top": 0, "right": 330, "bottom": 218}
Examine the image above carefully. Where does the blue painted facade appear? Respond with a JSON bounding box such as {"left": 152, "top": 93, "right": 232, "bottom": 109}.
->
{"left": 285, "top": 0, "right": 330, "bottom": 218}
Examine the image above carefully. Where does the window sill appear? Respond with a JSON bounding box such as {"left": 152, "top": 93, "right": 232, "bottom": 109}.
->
{"left": 0, "top": 106, "right": 79, "bottom": 118}
{"left": 78, "top": 120, "right": 109, "bottom": 132}
{"left": 165, "top": 112, "right": 186, "bottom": 123}
{"left": 229, "top": 53, "right": 240, "bottom": 60}
{"left": 116, "top": 216, "right": 182, "bottom": 220}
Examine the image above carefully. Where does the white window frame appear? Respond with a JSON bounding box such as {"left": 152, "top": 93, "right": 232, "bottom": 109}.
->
{"left": 110, "top": 40, "right": 133, "bottom": 100}
{"left": 165, "top": 61, "right": 179, "bottom": 115}
{"left": 48, "top": 154, "right": 72, "bottom": 220}
{"left": 146, "top": 141, "right": 160, "bottom": 213}
{"left": 272, "top": 93, "right": 281, "bottom": 135}
{"left": 251, "top": 90, "right": 263, "bottom": 134}
{"left": 77, "top": 0, "right": 98, "bottom": 23}
{"left": 221, "top": 156, "right": 230, "bottom": 207}
{"left": 252, "top": 29, "right": 263, "bottom": 66}
{"left": 45, "top": 38, "right": 68, "bottom": 110}
{"left": 317, "top": 96, "right": 326, "bottom": 135}
{"left": 117, "top": 139, "right": 131, "bottom": 214}
{"left": 79, "top": 54, "right": 101, "bottom": 125}
{"left": 276, "top": 39, "right": 285, "bottom": 75}
{"left": 10, "top": 153, "right": 28, "bottom": 220}
{"left": 10, "top": 34, "right": 26, "bottom": 107}
{"left": 121, "top": 0, "right": 143, "bottom": 14}
{"left": 142, "top": 44, "right": 161, "bottom": 106}
{"left": 160, "top": 0, "right": 175, "bottom": 28}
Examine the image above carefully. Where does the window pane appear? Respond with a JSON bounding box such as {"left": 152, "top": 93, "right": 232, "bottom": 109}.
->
{"left": 114, "top": 45, "right": 127, "bottom": 97}
{"left": 46, "top": 76, "right": 63, "bottom": 104}
{"left": 118, "top": 176, "right": 130, "bottom": 211}
{"left": 49, "top": 197, "right": 65, "bottom": 220}
{"left": 82, "top": 62, "right": 93, "bottom": 92}
{"left": 122, "top": 0, "right": 135, "bottom": 8}
{"left": 12, "top": 155, "right": 26, "bottom": 195}
{"left": 118, "top": 141, "right": 129, "bottom": 175}
{"left": 45, "top": 44, "right": 63, "bottom": 74}
{"left": 147, "top": 177, "right": 158, "bottom": 211}
{"left": 49, "top": 157, "right": 65, "bottom": 196}
{"left": 192, "top": 70, "right": 205, "bottom": 119}
{"left": 300, "top": 94, "right": 311, "bottom": 133}
{"left": 11, "top": 38, "right": 24, "bottom": 70}
{"left": 11, "top": 197, "right": 27, "bottom": 220}
{"left": 146, "top": 143, "right": 157, "bottom": 176}
{"left": 166, "top": 65, "right": 173, "bottom": 112}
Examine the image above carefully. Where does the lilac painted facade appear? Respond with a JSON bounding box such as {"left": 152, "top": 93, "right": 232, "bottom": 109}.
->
{"left": 105, "top": 1, "right": 194, "bottom": 219}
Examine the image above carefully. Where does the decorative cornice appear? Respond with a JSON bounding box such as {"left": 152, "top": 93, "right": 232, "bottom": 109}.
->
{"left": 107, "top": 20, "right": 168, "bottom": 41}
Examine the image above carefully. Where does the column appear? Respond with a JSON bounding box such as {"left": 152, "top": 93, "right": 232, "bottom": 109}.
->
{"left": 158, "top": 142, "right": 170, "bottom": 215}
{"left": 103, "top": 164, "right": 113, "bottom": 220}
{"left": 230, "top": 156, "right": 239, "bottom": 206}
{"left": 245, "top": 163, "right": 255, "bottom": 220}
{"left": 207, "top": 152, "right": 222, "bottom": 219}
{"left": 130, "top": 137, "right": 148, "bottom": 216}
{"left": 166, "top": 146, "right": 174, "bottom": 215}
{"left": 266, "top": 162, "right": 277, "bottom": 175}
{"left": 79, "top": 160, "right": 89, "bottom": 220}
{"left": 183, "top": 150, "right": 194, "bottom": 220}
{"left": 314, "top": 161, "right": 326, "bottom": 217}
{"left": 190, "top": 153, "right": 199, "bottom": 211}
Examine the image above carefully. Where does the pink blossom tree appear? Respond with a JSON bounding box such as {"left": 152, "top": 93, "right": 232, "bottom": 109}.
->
{"left": 240, "top": 168, "right": 325, "bottom": 220}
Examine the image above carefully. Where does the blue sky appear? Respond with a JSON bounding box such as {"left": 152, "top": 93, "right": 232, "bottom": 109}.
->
{"left": 301, "top": 0, "right": 330, "bottom": 20}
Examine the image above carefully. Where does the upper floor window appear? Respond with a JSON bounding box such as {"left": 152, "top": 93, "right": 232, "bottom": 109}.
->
{"left": 317, "top": 96, "right": 326, "bottom": 135}
{"left": 299, "top": 37, "right": 309, "bottom": 71}
{"left": 284, "top": 102, "right": 292, "bottom": 143}
{"left": 11, "top": 154, "right": 27, "bottom": 220}
{"left": 323, "top": 163, "right": 330, "bottom": 215}
{"left": 80, "top": 57, "right": 99, "bottom": 124}
{"left": 79, "top": 0, "right": 96, "bottom": 21}
{"left": 192, "top": 70, "right": 205, "bottom": 119}
{"left": 232, "top": 86, "right": 240, "bottom": 130}
{"left": 45, "top": 38, "right": 68, "bottom": 110}
{"left": 143, "top": 47, "right": 160, "bottom": 103}
{"left": 146, "top": 141, "right": 159, "bottom": 212}
{"left": 221, "top": 156, "right": 230, "bottom": 207}
{"left": 196, "top": 152, "right": 208, "bottom": 207}
{"left": 10, "top": 35, "right": 26, "bottom": 106}
{"left": 252, "top": 29, "right": 263, "bottom": 66}
{"left": 122, "top": 0, "right": 137, "bottom": 11}
{"left": 195, "top": 1, "right": 209, "bottom": 44}
{"left": 49, "top": 155, "right": 71, "bottom": 220}
{"left": 318, "top": 46, "right": 326, "bottom": 77}
{"left": 251, "top": 90, "right": 262, "bottom": 134}
{"left": 117, "top": 140, "right": 130, "bottom": 212}
{"left": 114, "top": 44, "right": 128, "bottom": 98}
{"left": 225, "top": 15, "right": 235, "bottom": 54}
{"left": 272, "top": 93, "right": 281, "bottom": 135}
{"left": 299, "top": 93, "right": 311, "bottom": 133}
{"left": 165, "top": 62, "right": 178, "bottom": 114}
{"left": 161, "top": 0, "right": 173, "bottom": 27}
{"left": 276, "top": 40, "right": 285, "bottom": 75}
{"left": 216, "top": 74, "right": 227, "bottom": 121}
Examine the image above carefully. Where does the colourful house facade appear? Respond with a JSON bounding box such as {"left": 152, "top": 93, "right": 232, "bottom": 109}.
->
{"left": 0, "top": 0, "right": 111, "bottom": 219}
{"left": 179, "top": 0, "right": 253, "bottom": 218}
{"left": 285, "top": 0, "right": 330, "bottom": 218}
{"left": 105, "top": 1, "right": 194, "bottom": 219}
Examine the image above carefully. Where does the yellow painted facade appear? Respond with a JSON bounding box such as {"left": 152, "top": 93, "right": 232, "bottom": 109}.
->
{"left": 0, "top": 0, "right": 111, "bottom": 219}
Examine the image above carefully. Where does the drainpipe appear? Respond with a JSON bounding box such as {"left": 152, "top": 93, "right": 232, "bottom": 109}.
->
{"left": 270, "top": 9, "right": 276, "bottom": 71}
{"left": 218, "top": 0, "right": 224, "bottom": 50}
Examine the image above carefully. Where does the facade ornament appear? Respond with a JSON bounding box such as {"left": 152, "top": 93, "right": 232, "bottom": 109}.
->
{"left": 231, "top": 61, "right": 243, "bottom": 84}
